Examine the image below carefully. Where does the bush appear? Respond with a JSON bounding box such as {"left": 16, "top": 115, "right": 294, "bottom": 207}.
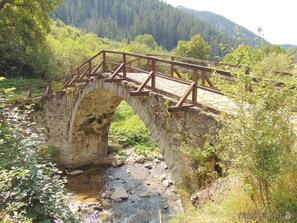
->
{"left": 216, "top": 51, "right": 297, "bottom": 211}
{"left": 0, "top": 101, "right": 78, "bottom": 222}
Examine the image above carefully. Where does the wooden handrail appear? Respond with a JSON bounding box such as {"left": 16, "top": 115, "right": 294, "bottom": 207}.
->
{"left": 28, "top": 49, "right": 295, "bottom": 112}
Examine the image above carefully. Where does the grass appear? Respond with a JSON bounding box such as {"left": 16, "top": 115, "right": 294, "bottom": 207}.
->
{"left": 0, "top": 77, "right": 64, "bottom": 99}
{"left": 171, "top": 172, "right": 297, "bottom": 223}
{"left": 171, "top": 176, "right": 261, "bottom": 223}
{"left": 109, "top": 101, "right": 159, "bottom": 156}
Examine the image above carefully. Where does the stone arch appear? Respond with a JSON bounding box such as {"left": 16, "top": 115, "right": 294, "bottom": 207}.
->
{"left": 34, "top": 78, "right": 219, "bottom": 187}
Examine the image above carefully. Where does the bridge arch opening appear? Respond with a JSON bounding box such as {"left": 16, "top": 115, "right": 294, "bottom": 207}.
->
{"left": 67, "top": 81, "right": 189, "bottom": 184}
{"left": 108, "top": 100, "right": 160, "bottom": 158}
{"left": 69, "top": 85, "right": 163, "bottom": 167}
{"left": 69, "top": 88, "right": 122, "bottom": 165}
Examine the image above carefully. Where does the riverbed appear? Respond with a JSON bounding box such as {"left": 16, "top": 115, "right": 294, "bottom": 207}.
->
{"left": 66, "top": 148, "right": 183, "bottom": 223}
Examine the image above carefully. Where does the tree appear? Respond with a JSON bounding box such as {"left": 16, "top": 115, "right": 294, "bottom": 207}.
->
{"left": 173, "top": 34, "right": 211, "bottom": 59}
{"left": 223, "top": 44, "right": 261, "bottom": 68}
{"left": 223, "top": 44, "right": 296, "bottom": 75}
{"left": 0, "top": 0, "right": 62, "bottom": 77}
{"left": 134, "top": 34, "right": 158, "bottom": 49}
{"left": 0, "top": 0, "right": 62, "bottom": 48}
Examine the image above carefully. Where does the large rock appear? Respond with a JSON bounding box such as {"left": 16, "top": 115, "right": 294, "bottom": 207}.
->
{"left": 111, "top": 185, "right": 129, "bottom": 202}
{"left": 163, "top": 179, "right": 173, "bottom": 188}
{"left": 135, "top": 156, "right": 145, "bottom": 164}
{"left": 101, "top": 199, "right": 111, "bottom": 210}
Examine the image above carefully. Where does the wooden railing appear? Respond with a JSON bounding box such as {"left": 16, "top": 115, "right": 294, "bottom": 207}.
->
{"left": 28, "top": 50, "right": 295, "bottom": 112}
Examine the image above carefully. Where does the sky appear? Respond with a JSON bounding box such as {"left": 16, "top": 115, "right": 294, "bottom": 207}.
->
{"left": 164, "top": 0, "right": 297, "bottom": 46}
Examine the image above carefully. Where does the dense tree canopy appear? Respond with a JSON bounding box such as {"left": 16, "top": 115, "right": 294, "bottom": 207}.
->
{"left": 0, "top": 0, "right": 62, "bottom": 47}
{"left": 53, "top": 0, "right": 233, "bottom": 60}
{"left": 0, "top": 0, "right": 62, "bottom": 77}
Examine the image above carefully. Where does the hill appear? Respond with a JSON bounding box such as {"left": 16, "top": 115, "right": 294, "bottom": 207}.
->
{"left": 52, "top": 0, "right": 236, "bottom": 59}
{"left": 177, "top": 6, "right": 266, "bottom": 47}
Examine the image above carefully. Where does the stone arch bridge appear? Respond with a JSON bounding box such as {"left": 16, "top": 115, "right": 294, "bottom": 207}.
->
{"left": 33, "top": 50, "right": 238, "bottom": 186}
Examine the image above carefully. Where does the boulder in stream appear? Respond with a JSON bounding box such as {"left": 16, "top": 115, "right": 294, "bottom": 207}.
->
{"left": 111, "top": 185, "right": 129, "bottom": 202}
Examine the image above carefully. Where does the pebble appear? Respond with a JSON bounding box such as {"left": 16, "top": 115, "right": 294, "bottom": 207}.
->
{"left": 69, "top": 170, "right": 84, "bottom": 175}
{"left": 140, "top": 191, "right": 151, "bottom": 198}
{"left": 163, "top": 179, "right": 173, "bottom": 188}
{"left": 159, "top": 173, "right": 167, "bottom": 181}
{"left": 134, "top": 156, "right": 145, "bottom": 163}
{"left": 111, "top": 159, "right": 124, "bottom": 167}
{"left": 111, "top": 185, "right": 129, "bottom": 201}
{"left": 101, "top": 200, "right": 111, "bottom": 210}
{"left": 144, "top": 163, "right": 153, "bottom": 169}
{"left": 154, "top": 159, "right": 161, "bottom": 163}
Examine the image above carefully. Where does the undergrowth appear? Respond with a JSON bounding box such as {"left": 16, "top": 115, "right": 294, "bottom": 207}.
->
{"left": 0, "top": 77, "right": 47, "bottom": 98}
{"left": 171, "top": 175, "right": 296, "bottom": 223}
{"left": 109, "top": 101, "right": 159, "bottom": 156}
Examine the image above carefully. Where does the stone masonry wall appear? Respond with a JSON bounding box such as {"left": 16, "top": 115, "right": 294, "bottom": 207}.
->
{"left": 33, "top": 78, "right": 219, "bottom": 187}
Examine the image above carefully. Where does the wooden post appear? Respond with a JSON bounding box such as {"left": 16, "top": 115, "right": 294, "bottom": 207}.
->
{"left": 147, "top": 59, "right": 152, "bottom": 71}
{"left": 201, "top": 62, "right": 206, "bottom": 86}
{"left": 48, "top": 81, "right": 53, "bottom": 94}
{"left": 27, "top": 84, "right": 32, "bottom": 98}
{"left": 192, "top": 68, "right": 198, "bottom": 104}
{"left": 170, "top": 56, "right": 174, "bottom": 77}
{"left": 245, "top": 67, "right": 253, "bottom": 92}
{"left": 123, "top": 53, "right": 127, "bottom": 78}
{"left": 45, "top": 81, "right": 53, "bottom": 96}
{"left": 88, "top": 60, "right": 92, "bottom": 75}
{"left": 151, "top": 59, "right": 156, "bottom": 90}
{"left": 102, "top": 51, "right": 107, "bottom": 73}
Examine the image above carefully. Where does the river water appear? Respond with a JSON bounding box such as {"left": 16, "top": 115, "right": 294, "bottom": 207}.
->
{"left": 66, "top": 149, "right": 183, "bottom": 223}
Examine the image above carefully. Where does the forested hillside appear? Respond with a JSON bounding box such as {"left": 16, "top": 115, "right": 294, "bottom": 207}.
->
{"left": 178, "top": 6, "right": 266, "bottom": 47}
{"left": 52, "top": 0, "right": 235, "bottom": 59}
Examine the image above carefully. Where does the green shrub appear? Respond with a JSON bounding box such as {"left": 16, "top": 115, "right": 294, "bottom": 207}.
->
{"left": 0, "top": 84, "right": 79, "bottom": 222}
{"left": 109, "top": 101, "right": 158, "bottom": 154}
{"left": 0, "top": 119, "right": 79, "bottom": 222}
{"left": 216, "top": 51, "right": 297, "bottom": 211}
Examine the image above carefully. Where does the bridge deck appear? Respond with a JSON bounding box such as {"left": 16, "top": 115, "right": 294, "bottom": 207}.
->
{"left": 119, "top": 72, "right": 297, "bottom": 132}
{"left": 123, "top": 72, "right": 236, "bottom": 113}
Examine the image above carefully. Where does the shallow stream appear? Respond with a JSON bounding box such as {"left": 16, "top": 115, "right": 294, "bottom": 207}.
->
{"left": 66, "top": 149, "right": 183, "bottom": 223}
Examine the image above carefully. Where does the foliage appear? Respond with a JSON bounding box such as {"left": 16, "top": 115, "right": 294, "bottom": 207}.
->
{"left": 0, "top": 0, "right": 62, "bottom": 48}
{"left": 222, "top": 44, "right": 261, "bottom": 68}
{"left": 109, "top": 101, "right": 158, "bottom": 156}
{"left": 171, "top": 177, "right": 261, "bottom": 223}
{"left": 0, "top": 0, "right": 62, "bottom": 77}
{"left": 0, "top": 90, "right": 78, "bottom": 222}
{"left": 223, "top": 44, "right": 296, "bottom": 73}
{"left": 45, "top": 20, "right": 112, "bottom": 77}
{"left": 0, "top": 77, "right": 45, "bottom": 98}
{"left": 134, "top": 34, "right": 159, "bottom": 50}
{"left": 216, "top": 50, "right": 297, "bottom": 211}
{"left": 173, "top": 34, "right": 211, "bottom": 60}
{"left": 53, "top": 0, "right": 233, "bottom": 59}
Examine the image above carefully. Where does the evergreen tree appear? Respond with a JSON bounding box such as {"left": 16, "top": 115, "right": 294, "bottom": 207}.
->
{"left": 52, "top": 0, "right": 234, "bottom": 60}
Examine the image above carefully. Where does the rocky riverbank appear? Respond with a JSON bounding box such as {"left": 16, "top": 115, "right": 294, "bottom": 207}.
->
{"left": 65, "top": 148, "right": 183, "bottom": 223}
